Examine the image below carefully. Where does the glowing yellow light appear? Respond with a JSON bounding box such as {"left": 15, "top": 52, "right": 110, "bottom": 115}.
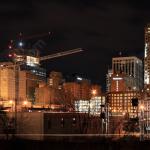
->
{"left": 9, "top": 100, "right": 13, "bottom": 104}
{"left": 92, "top": 89, "right": 97, "bottom": 96}
{"left": 140, "top": 105, "right": 144, "bottom": 111}
{"left": 23, "top": 101, "right": 28, "bottom": 106}
{"left": 114, "top": 109, "right": 116, "bottom": 112}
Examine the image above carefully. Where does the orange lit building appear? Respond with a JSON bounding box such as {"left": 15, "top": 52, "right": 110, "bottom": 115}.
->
{"left": 0, "top": 67, "right": 40, "bottom": 107}
{"left": 63, "top": 79, "right": 94, "bottom": 101}
{"left": 63, "top": 82, "right": 81, "bottom": 101}
{"left": 107, "top": 91, "right": 141, "bottom": 116}
{"left": 110, "top": 73, "right": 135, "bottom": 92}
{"left": 80, "top": 80, "right": 91, "bottom": 100}
{"left": 48, "top": 71, "right": 63, "bottom": 89}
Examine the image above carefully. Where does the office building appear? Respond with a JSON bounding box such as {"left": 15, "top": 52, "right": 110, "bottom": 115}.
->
{"left": 80, "top": 79, "right": 91, "bottom": 100}
{"left": 0, "top": 67, "right": 40, "bottom": 107}
{"left": 112, "top": 56, "right": 143, "bottom": 90}
{"left": 107, "top": 91, "right": 141, "bottom": 117}
{"left": 48, "top": 71, "right": 63, "bottom": 89}
{"left": 63, "top": 82, "right": 81, "bottom": 101}
{"left": 35, "top": 81, "right": 66, "bottom": 108}
{"left": 110, "top": 73, "right": 136, "bottom": 92}
{"left": 74, "top": 96, "right": 106, "bottom": 116}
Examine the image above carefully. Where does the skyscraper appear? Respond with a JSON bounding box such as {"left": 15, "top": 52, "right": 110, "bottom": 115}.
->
{"left": 112, "top": 56, "right": 143, "bottom": 90}
{"left": 144, "top": 24, "right": 150, "bottom": 86}
{"left": 106, "top": 69, "right": 113, "bottom": 92}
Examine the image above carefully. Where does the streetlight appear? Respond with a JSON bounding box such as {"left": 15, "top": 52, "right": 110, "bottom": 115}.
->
{"left": 23, "top": 100, "right": 28, "bottom": 111}
{"left": 89, "top": 89, "right": 97, "bottom": 115}
{"left": 91, "top": 89, "right": 97, "bottom": 97}
{"left": 9, "top": 100, "right": 13, "bottom": 112}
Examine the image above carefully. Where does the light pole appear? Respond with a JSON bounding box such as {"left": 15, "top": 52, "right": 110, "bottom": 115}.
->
{"left": 139, "top": 104, "right": 145, "bottom": 141}
{"left": 104, "top": 95, "right": 110, "bottom": 135}
{"left": 89, "top": 89, "right": 97, "bottom": 116}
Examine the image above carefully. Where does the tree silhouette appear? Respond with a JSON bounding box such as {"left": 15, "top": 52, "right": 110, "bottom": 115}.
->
{"left": 123, "top": 117, "right": 139, "bottom": 133}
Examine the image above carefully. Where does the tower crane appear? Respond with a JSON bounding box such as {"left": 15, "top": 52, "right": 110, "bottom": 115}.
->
{"left": 5, "top": 48, "right": 83, "bottom": 67}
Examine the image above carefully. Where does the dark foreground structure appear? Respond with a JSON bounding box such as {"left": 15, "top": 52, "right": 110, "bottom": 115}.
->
{"left": 0, "top": 137, "right": 150, "bottom": 150}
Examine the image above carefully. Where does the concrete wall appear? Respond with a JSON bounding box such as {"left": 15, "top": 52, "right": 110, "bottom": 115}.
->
{"left": 17, "top": 112, "right": 44, "bottom": 140}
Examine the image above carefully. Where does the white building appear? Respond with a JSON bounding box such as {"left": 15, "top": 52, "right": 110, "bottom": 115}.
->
{"left": 74, "top": 96, "right": 106, "bottom": 116}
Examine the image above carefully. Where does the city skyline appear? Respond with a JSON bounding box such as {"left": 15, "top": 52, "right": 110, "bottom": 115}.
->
{"left": 0, "top": 1, "right": 150, "bottom": 90}
{"left": 1, "top": 1, "right": 150, "bottom": 146}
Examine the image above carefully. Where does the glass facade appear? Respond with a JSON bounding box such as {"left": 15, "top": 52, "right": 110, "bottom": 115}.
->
{"left": 74, "top": 96, "right": 106, "bottom": 116}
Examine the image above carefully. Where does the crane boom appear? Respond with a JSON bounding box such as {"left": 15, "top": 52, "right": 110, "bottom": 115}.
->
{"left": 39, "top": 48, "right": 83, "bottom": 61}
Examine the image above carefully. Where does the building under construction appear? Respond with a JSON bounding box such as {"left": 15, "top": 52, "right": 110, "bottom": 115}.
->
{"left": 0, "top": 47, "right": 83, "bottom": 109}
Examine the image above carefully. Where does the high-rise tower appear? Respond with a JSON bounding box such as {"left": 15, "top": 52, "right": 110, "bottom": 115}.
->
{"left": 112, "top": 56, "right": 143, "bottom": 90}
{"left": 144, "top": 24, "right": 150, "bottom": 86}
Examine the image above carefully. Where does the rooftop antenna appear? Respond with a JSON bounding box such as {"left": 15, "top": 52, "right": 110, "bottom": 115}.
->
{"left": 119, "top": 51, "right": 122, "bottom": 56}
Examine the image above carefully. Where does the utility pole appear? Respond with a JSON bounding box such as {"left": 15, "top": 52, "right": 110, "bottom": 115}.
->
{"left": 105, "top": 95, "right": 110, "bottom": 134}
{"left": 139, "top": 104, "right": 145, "bottom": 141}
{"left": 100, "top": 104, "right": 105, "bottom": 134}
{"left": 105, "top": 102, "right": 109, "bottom": 134}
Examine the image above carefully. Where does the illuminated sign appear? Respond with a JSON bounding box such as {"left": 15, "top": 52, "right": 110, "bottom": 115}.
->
{"left": 26, "top": 56, "right": 39, "bottom": 66}
{"left": 113, "top": 77, "right": 123, "bottom": 80}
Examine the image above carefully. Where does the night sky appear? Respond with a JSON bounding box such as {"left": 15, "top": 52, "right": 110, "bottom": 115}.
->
{"left": 0, "top": 0, "right": 150, "bottom": 91}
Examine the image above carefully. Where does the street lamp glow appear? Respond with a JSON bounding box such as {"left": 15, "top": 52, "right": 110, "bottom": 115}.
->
{"left": 9, "top": 100, "right": 13, "bottom": 104}
{"left": 140, "top": 104, "right": 144, "bottom": 111}
{"left": 23, "top": 101, "right": 28, "bottom": 106}
{"left": 92, "top": 89, "right": 97, "bottom": 96}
